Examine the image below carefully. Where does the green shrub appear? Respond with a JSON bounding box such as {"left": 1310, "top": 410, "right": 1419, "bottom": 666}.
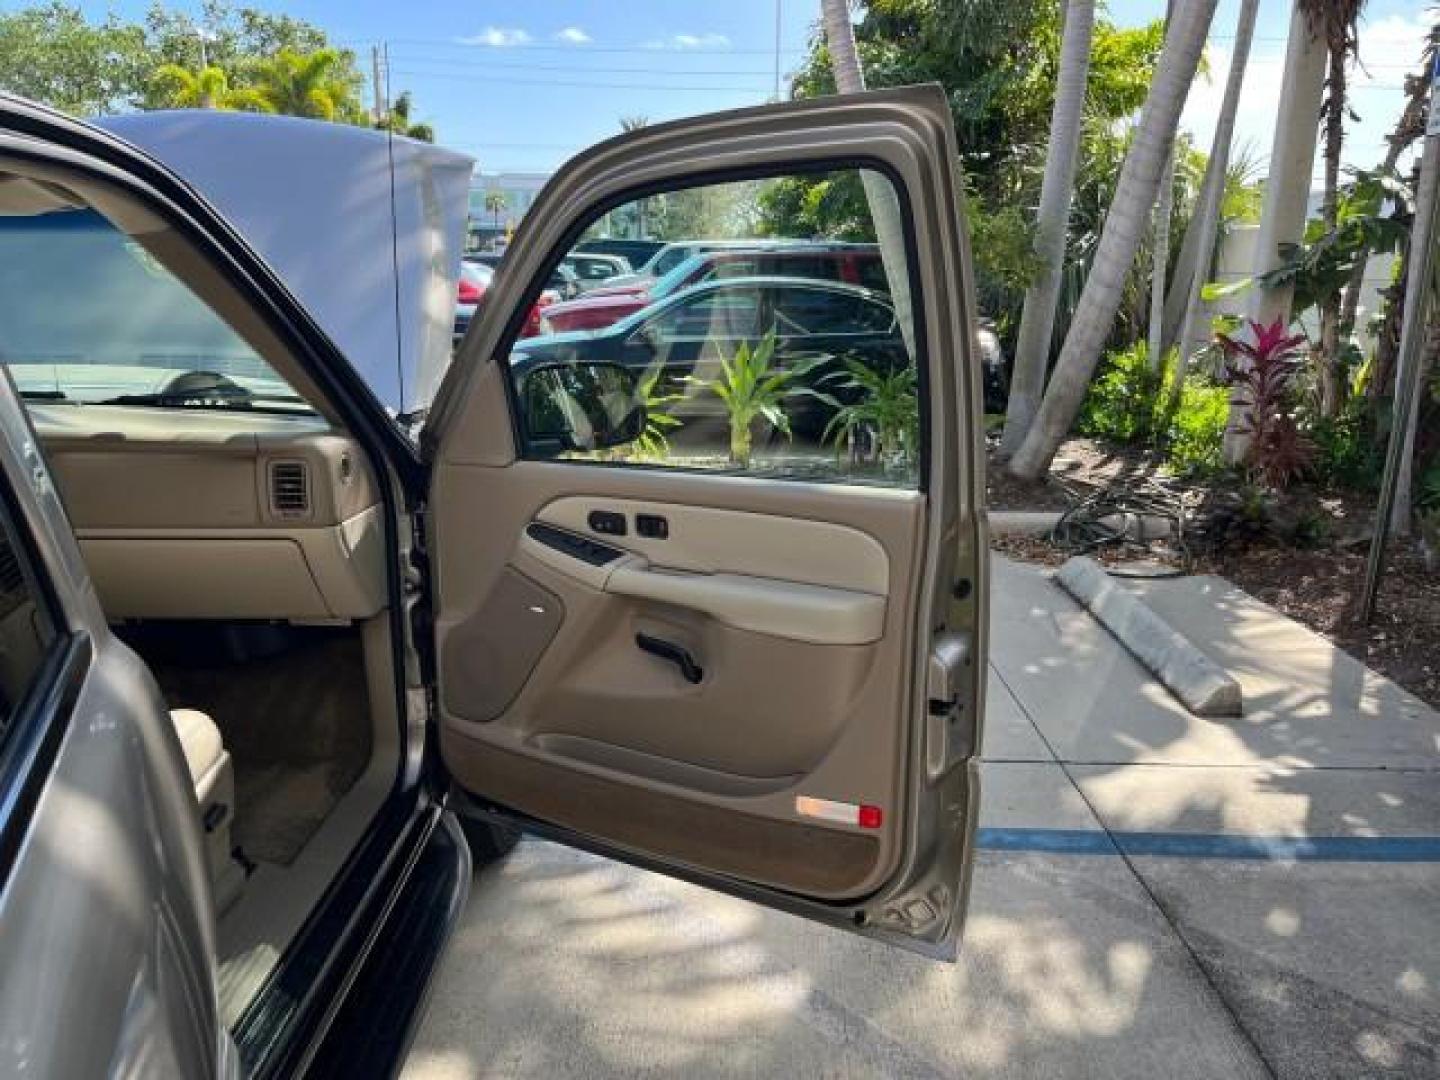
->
{"left": 1076, "top": 342, "right": 1228, "bottom": 477}
{"left": 1308, "top": 405, "right": 1382, "bottom": 491}
{"left": 1164, "top": 377, "right": 1229, "bottom": 476}
{"left": 1077, "top": 341, "right": 1165, "bottom": 442}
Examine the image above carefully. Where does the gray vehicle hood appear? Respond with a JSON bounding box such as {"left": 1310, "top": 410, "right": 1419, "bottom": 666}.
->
{"left": 97, "top": 111, "right": 475, "bottom": 415}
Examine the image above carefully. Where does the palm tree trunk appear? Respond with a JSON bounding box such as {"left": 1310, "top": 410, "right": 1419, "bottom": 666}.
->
{"left": 1147, "top": 147, "right": 1176, "bottom": 375}
{"left": 1315, "top": 33, "right": 1351, "bottom": 417}
{"left": 1009, "top": 0, "right": 1218, "bottom": 480}
{"left": 1165, "top": 0, "right": 1259, "bottom": 420}
{"left": 1147, "top": 0, "right": 1179, "bottom": 373}
{"left": 999, "top": 0, "right": 1096, "bottom": 458}
{"left": 820, "top": 0, "right": 915, "bottom": 358}
{"left": 1389, "top": 132, "right": 1440, "bottom": 535}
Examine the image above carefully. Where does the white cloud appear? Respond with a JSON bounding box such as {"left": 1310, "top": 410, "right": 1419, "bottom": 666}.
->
{"left": 641, "top": 32, "right": 731, "bottom": 50}
{"left": 456, "top": 27, "right": 532, "bottom": 48}
{"left": 554, "top": 27, "right": 591, "bottom": 45}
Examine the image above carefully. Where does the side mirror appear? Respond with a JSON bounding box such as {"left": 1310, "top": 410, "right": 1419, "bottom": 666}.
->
{"left": 520, "top": 361, "right": 646, "bottom": 454}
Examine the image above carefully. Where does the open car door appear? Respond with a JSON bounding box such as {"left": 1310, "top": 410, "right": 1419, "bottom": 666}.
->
{"left": 421, "top": 86, "right": 988, "bottom": 957}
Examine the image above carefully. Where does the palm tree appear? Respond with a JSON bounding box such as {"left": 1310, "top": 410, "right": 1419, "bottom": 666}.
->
{"left": 999, "top": 0, "right": 1096, "bottom": 456}
{"left": 1009, "top": 0, "right": 1218, "bottom": 481}
{"left": 1164, "top": 0, "right": 1260, "bottom": 421}
{"left": 820, "top": 0, "right": 915, "bottom": 357}
{"left": 484, "top": 190, "right": 508, "bottom": 234}
{"left": 618, "top": 116, "right": 651, "bottom": 236}
{"left": 149, "top": 64, "right": 272, "bottom": 112}
{"left": 253, "top": 48, "right": 363, "bottom": 122}
{"left": 377, "top": 91, "right": 434, "bottom": 142}
{"left": 1300, "top": 0, "right": 1368, "bottom": 418}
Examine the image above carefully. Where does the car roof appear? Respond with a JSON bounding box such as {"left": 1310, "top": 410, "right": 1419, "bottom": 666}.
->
{"left": 608, "top": 274, "right": 893, "bottom": 333}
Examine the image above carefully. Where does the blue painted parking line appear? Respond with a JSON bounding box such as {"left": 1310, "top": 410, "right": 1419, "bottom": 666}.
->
{"left": 977, "top": 828, "right": 1440, "bottom": 863}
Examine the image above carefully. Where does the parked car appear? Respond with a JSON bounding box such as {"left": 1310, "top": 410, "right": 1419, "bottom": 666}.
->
{"left": 0, "top": 88, "right": 987, "bottom": 1080}
{"left": 454, "top": 261, "right": 559, "bottom": 345}
{"left": 562, "top": 251, "right": 633, "bottom": 291}
{"left": 573, "top": 236, "right": 665, "bottom": 267}
{"left": 468, "top": 252, "right": 582, "bottom": 301}
{"left": 516, "top": 276, "right": 909, "bottom": 441}
{"left": 541, "top": 244, "right": 887, "bottom": 334}
{"left": 595, "top": 238, "right": 803, "bottom": 290}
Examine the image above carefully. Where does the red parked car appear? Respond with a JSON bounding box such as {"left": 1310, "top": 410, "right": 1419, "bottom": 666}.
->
{"left": 453, "top": 260, "right": 558, "bottom": 342}
{"left": 538, "top": 244, "right": 884, "bottom": 335}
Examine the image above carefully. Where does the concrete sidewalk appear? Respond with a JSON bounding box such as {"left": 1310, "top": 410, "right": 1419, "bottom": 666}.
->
{"left": 404, "top": 556, "right": 1440, "bottom": 1078}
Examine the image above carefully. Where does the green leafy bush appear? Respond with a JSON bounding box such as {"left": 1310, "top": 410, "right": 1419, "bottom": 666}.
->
{"left": 1076, "top": 341, "right": 1164, "bottom": 442}
{"left": 1076, "top": 342, "right": 1228, "bottom": 476}
{"left": 1308, "top": 405, "right": 1382, "bottom": 491}
{"left": 1164, "top": 378, "right": 1230, "bottom": 476}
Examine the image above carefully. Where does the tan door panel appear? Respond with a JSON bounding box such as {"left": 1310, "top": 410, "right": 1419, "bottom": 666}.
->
{"left": 534, "top": 495, "right": 892, "bottom": 594}
{"left": 434, "top": 460, "right": 923, "bottom": 900}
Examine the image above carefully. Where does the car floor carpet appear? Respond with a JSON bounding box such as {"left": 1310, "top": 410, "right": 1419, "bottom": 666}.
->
{"left": 141, "top": 630, "right": 372, "bottom": 866}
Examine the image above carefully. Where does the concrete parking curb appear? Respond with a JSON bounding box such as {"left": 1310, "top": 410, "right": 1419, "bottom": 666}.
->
{"left": 1055, "top": 555, "right": 1243, "bottom": 717}
{"left": 989, "top": 509, "right": 1175, "bottom": 539}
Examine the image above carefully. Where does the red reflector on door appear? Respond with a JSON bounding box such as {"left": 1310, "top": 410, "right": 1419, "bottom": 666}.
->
{"left": 796, "top": 796, "right": 884, "bottom": 830}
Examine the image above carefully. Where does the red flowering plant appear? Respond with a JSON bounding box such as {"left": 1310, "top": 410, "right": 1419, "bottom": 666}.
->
{"left": 1217, "top": 318, "right": 1316, "bottom": 489}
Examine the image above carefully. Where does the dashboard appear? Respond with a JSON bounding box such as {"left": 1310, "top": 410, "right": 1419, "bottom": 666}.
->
{"left": 28, "top": 404, "right": 386, "bottom": 622}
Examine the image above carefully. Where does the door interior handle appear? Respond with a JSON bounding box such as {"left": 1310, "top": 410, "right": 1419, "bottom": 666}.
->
{"left": 635, "top": 632, "right": 703, "bottom": 685}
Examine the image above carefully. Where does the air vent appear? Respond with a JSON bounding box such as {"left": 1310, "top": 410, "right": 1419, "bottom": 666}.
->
{"left": 269, "top": 460, "right": 311, "bottom": 517}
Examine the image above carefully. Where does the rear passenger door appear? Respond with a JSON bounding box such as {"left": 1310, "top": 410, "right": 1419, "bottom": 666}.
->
{"left": 425, "top": 86, "right": 988, "bottom": 956}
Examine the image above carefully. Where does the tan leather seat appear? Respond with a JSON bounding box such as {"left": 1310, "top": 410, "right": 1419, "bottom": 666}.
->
{"left": 170, "top": 708, "right": 244, "bottom": 912}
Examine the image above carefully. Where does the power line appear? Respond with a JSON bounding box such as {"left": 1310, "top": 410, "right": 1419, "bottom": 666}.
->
{"left": 336, "top": 37, "right": 808, "bottom": 56}
{"left": 388, "top": 69, "right": 775, "bottom": 92}
{"left": 386, "top": 54, "right": 788, "bottom": 78}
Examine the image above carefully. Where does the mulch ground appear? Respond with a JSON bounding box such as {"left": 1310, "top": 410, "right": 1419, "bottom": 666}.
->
{"left": 988, "top": 438, "right": 1440, "bottom": 710}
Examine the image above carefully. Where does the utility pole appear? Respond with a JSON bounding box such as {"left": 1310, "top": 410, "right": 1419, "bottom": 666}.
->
{"left": 372, "top": 44, "right": 389, "bottom": 124}
{"left": 773, "top": 0, "right": 782, "bottom": 100}
{"left": 1359, "top": 49, "right": 1440, "bottom": 622}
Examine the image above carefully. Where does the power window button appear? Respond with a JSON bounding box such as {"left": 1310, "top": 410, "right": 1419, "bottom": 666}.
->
{"left": 588, "top": 510, "right": 627, "bottom": 536}
{"left": 636, "top": 514, "right": 669, "bottom": 540}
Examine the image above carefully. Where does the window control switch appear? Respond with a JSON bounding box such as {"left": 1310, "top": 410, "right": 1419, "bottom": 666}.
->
{"left": 588, "top": 510, "right": 627, "bottom": 536}
{"left": 636, "top": 514, "right": 669, "bottom": 539}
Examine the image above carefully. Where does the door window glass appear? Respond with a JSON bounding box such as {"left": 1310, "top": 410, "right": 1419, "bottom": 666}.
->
{"left": 511, "top": 169, "right": 920, "bottom": 487}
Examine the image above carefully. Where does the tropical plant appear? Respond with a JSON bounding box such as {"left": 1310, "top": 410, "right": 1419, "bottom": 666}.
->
{"left": 484, "top": 190, "right": 508, "bottom": 233}
{"left": 1008, "top": 0, "right": 1219, "bottom": 480}
{"left": 1000, "top": 0, "right": 1095, "bottom": 458}
{"left": 630, "top": 365, "right": 683, "bottom": 460}
{"left": 252, "top": 47, "right": 363, "bottom": 121}
{"left": 688, "top": 332, "right": 822, "bottom": 467}
{"left": 822, "top": 359, "right": 919, "bottom": 470}
{"left": 148, "top": 61, "right": 270, "bottom": 111}
{"left": 1218, "top": 319, "right": 1315, "bottom": 489}
{"left": 1076, "top": 341, "right": 1165, "bottom": 442}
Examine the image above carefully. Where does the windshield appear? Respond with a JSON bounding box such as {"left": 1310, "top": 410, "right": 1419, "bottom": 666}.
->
{"left": 0, "top": 208, "right": 311, "bottom": 412}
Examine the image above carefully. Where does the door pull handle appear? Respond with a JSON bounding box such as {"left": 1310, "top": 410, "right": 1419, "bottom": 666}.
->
{"left": 635, "top": 633, "right": 704, "bottom": 684}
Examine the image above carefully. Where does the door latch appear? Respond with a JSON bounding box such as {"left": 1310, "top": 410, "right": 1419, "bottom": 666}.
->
{"left": 926, "top": 632, "right": 973, "bottom": 778}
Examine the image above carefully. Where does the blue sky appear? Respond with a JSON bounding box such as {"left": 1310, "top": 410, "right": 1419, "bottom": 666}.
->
{"left": 56, "top": 1, "right": 1429, "bottom": 178}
